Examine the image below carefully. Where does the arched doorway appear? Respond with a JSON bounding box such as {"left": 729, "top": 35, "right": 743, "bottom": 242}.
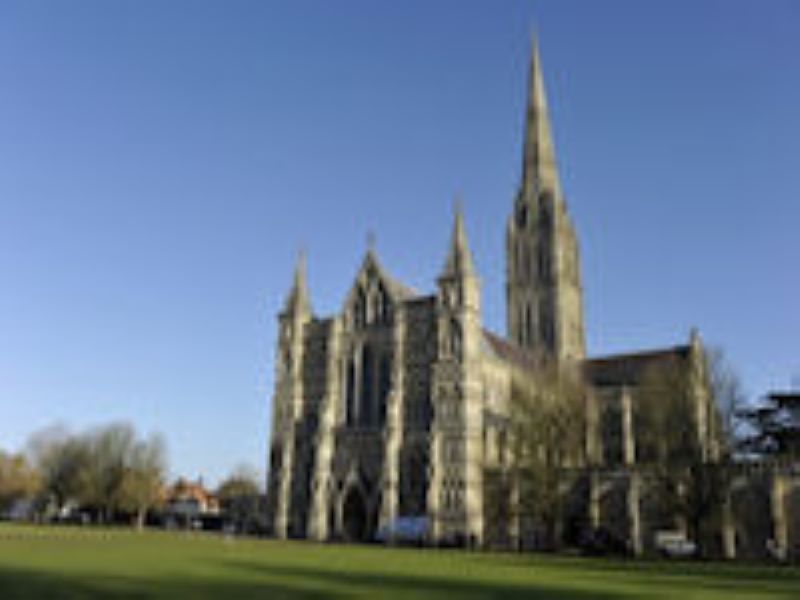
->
{"left": 342, "top": 487, "right": 369, "bottom": 542}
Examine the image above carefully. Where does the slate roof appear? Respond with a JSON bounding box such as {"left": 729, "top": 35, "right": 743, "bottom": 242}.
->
{"left": 360, "top": 250, "right": 420, "bottom": 301}
{"left": 481, "top": 329, "right": 540, "bottom": 371}
{"left": 480, "top": 329, "right": 691, "bottom": 389}
{"left": 384, "top": 272, "right": 420, "bottom": 301}
{"left": 584, "top": 345, "right": 690, "bottom": 387}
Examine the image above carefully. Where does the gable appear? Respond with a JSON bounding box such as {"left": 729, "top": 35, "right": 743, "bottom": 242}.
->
{"left": 343, "top": 253, "right": 416, "bottom": 330}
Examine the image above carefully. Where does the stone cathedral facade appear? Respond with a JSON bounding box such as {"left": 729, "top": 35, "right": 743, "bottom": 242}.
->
{"left": 265, "top": 44, "right": 798, "bottom": 556}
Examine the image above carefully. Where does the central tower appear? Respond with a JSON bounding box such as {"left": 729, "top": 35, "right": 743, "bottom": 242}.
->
{"left": 506, "top": 40, "right": 586, "bottom": 362}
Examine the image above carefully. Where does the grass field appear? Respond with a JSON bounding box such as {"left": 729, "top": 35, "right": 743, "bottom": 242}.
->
{"left": 0, "top": 524, "right": 798, "bottom": 599}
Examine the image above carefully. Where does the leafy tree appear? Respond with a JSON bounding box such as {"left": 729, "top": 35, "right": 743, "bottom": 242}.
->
{"left": 217, "top": 465, "right": 261, "bottom": 500}
{"left": 0, "top": 450, "right": 41, "bottom": 514}
{"left": 80, "top": 423, "right": 136, "bottom": 522}
{"left": 119, "top": 434, "right": 167, "bottom": 529}
{"left": 27, "top": 426, "right": 90, "bottom": 514}
{"left": 738, "top": 392, "right": 800, "bottom": 459}
{"left": 27, "top": 422, "right": 168, "bottom": 526}
{"left": 508, "top": 363, "right": 587, "bottom": 550}
{"left": 217, "top": 465, "right": 263, "bottom": 534}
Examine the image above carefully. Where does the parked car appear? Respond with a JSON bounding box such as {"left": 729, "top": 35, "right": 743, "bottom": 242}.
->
{"left": 375, "top": 516, "right": 429, "bottom": 546}
{"left": 655, "top": 530, "right": 697, "bottom": 558}
{"left": 578, "top": 527, "right": 629, "bottom": 556}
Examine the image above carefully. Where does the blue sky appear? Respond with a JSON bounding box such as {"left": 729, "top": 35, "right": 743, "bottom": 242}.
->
{"left": 1, "top": 1, "right": 798, "bottom": 485}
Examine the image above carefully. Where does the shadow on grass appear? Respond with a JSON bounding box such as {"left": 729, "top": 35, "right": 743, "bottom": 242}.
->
{"left": 458, "top": 551, "right": 800, "bottom": 597}
{"left": 1, "top": 547, "right": 799, "bottom": 599}
{"left": 0, "top": 561, "right": 624, "bottom": 600}
{"left": 221, "top": 558, "right": 626, "bottom": 599}
{"left": 0, "top": 565, "right": 333, "bottom": 600}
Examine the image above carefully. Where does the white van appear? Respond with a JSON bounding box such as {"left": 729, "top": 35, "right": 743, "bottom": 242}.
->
{"left": 654, "top": 530, "right": 697, "bottom": 558}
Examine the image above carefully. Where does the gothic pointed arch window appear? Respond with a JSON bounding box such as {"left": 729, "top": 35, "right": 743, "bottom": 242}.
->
{"left": 280, "top": 346, "right": 292, "bottom": 376}
{"left": 539, "top": 190, "right": 553, "bottom": 212}
{"left": 517, "top": 203, "right": 528, "bottom": 228}
{"left": 450, "top": 318, "right": 462, "bottom": 359}
{"left": 539, "top": 243, "right": 552, "bottom": 283}
{"left": 378, "top": 355, "right": 391, "bottom": 427}
{"left": 521, "top": 243, "right": 531, "bottom": 279}
{"left": 540, "top": 302, "right": 554, "bottom": 349}
{"left": 524, "top": 303, "right": 533, "bottom": 347}
{"left": 350, "top": 277, "right": 394, "bottom": 330}
{"left": 345, "top": 359, "right": 356, "bottom": 426}
{"left": 353, "top": 288, "right": 366, "bottom": 329}
{"left": 369, "top": 283, "right": 381, "bottom": 325}
{"left": 360, "top": 344, "right": 374, "bottom": 426}
{"left": 365, "top": 282, "right": 375, "bottom": 325}
{"left": 440, "top": 316, "right": 462, "bottom": 359}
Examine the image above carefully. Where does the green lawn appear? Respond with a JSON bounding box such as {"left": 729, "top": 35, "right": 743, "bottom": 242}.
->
{"left": 0, "top": 524, "right": 797, "bottom": 599}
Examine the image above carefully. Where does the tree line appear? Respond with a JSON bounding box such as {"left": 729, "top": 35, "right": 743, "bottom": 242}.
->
{"left": 0, "top": 422, "right": 263, "bottom": 531}
{"left": 1, "top": 423, "right": 165, "bottom": 528}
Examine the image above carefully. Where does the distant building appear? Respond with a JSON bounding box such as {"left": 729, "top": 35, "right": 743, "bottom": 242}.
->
{"left": 163, "top": 478, "right": 220, "bottom": 526}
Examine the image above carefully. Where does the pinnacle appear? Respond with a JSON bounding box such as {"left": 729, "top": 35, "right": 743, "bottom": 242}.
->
{"left": 442, "top": 200, "right": 476, "bottom": 277}
{"left": 284, "top": 249, "right": 310, "bottom": 315}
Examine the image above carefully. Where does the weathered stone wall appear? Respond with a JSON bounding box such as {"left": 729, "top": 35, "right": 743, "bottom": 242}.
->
{"left": 401, "top": 298, "right": 436, "bottom": 434}
{"left": 286, "top": 319, "right": 330, "bottom": 537}
{"left": 263, "top": 43, "right": 793, "bottom": 558}
{"left": 395, "top": 297, "right": 436, "bottom": 517}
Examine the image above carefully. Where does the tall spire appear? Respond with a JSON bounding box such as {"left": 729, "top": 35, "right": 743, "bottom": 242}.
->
{"left": 521, "top": 35, "right": 561, "bottom": 199}
{"left": 442, "top": 199, "right": 476, "bottom": 277}
{"left": 506, "top": 35, "right": 586, "bottom": 361}
{"left": 284, "top": 249, "right": 310, "bottom": 315}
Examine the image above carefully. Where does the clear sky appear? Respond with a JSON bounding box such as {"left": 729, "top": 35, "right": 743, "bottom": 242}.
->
{"left": 1, "top": 1, "right": 798, "bottom": 486}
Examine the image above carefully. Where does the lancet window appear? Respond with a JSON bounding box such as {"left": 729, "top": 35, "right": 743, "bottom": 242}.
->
{"left": 342, "top": 342, "right": 392, "bottom": 428}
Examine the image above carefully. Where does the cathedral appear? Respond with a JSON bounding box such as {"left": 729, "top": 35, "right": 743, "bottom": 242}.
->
{"left": 264, "top": 42, "right": 727, "bottom": 551}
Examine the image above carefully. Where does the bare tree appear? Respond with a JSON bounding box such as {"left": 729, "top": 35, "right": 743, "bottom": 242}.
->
{"left": 635, "top": 360, "right": 703, "bottom": 540}
{"left": 635, "top": 348, "right": 742, "bottom": 556}
{"left": 509, "top": 362, "right": 587, "bottom": 550}
{"left": 635, "top": 361, "right": 700, "bottom": 466}
{"left": 707, "top": 347, "right": 748, "bottom": 456}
